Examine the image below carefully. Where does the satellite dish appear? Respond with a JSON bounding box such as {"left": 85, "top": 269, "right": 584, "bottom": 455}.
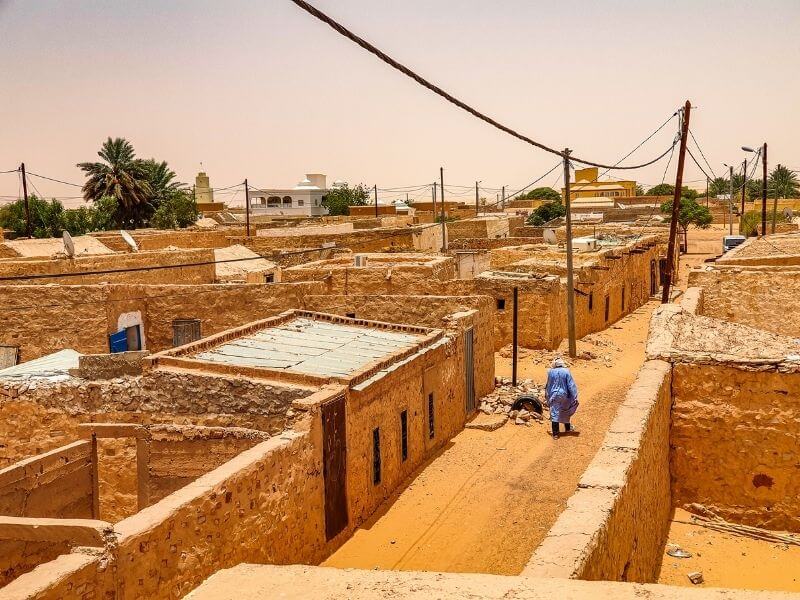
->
{"left": 120, "top": 230, "right": 139, "bottom": 252}
{"left": 783, "top": 207, "right": 793, "bottom": 220}
{"left": 62, "top": 231, "right": 75, "bottom": 258}
{"left": 543, "top": 228, "right": 557, "bottom": 245}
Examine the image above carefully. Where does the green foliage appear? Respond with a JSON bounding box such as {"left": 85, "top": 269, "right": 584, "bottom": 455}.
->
{"left": 526, "top": 201, "right": 566, "bottom": 226}
{"left": 150, "top": 192, "right": 199, "bottom": 229}
{"left": 708, "top": 177, "right": 730, "bottom": 197}
{"left": 770, "top": 165, "right": 800, "bottom": 199}
{"left": 647, "top": 183, "right": 699, "bottom": 200}
{"left": 660, "top": 196, "right": 713, "bottom": 248}
{"left": 322, "top": 183, "right": 370, "bottom": 216}
{"left": 516, "top": 187, "right": 560, "bottom": 202}
{"left": 740, "top": 210, "right": 787, "bottom": 237}
{"left": 0, "top": 195, "right": 122, "bottom": 238}
{"left": 635, "top": 185, "right": 645, "bottom": 196}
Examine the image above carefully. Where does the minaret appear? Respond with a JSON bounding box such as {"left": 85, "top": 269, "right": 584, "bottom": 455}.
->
{"left": 195, "top": 171, "right": 214, "bottom": 205}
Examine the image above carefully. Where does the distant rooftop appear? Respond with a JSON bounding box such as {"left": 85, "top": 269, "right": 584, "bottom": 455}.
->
{"left": 0, "top": 349, "right": 80, "bottom": 383}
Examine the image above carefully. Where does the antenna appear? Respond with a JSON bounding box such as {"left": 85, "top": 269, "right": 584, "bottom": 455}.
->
{"left": 120, "top": 230, "right": 139, "bottom": 252}
{"left": 62, "top": 231, "right": 75, "bottom": 258}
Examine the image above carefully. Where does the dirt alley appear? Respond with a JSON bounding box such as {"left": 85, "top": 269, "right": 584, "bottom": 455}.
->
{"left": 323, "top": 227, "right": 725, "bottom": 575}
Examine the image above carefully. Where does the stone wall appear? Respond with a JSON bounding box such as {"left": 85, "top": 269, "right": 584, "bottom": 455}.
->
{"left": 689, "top": 266, "right": 800, "bottom": 337}
{"left": 91, "top": 228, "right": 247, "bottom": 251}
{"left": 0, "top": 249, "right": 216, "bottom": 286}
{"left": 671, "top": 362, "right": 800, "bottom": 532}
{"left": 234, "top": 225, "right": 442, "bottom": 253}
{"left": 525, "top": 360, "right": 672, "bottom": 582}
{"left": 0, "top": 441, "right": 95, "bottom": 519}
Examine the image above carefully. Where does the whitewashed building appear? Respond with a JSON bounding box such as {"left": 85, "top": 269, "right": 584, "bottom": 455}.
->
{"left": 248, "top": 173, "right": 333, "bottom": 216}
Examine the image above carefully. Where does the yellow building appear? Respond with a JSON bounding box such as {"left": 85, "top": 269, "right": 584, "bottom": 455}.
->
{"left": 562, "top": 167, "right": 636, "bottom": 202}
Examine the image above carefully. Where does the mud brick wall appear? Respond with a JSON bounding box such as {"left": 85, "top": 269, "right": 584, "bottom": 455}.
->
{"left": 446, "top": 218, "right": 510, "bottom": 241}
{"left": 525, "top": 360, "right": 672, "bottom": 582}
{"left": 671, "top": 363, "right": 800, "bottom": 533}
{"left": 0, "top": 540, "right": 71, "bottom": 588}
{"left": 235, "top": 226, "right": 442, "bottom": 253}
{"left": 689, "top": 267, "right": 800, "bottom": 337}
{"left": 91, "top": 228, "right": 247, "bottom": 251}
{"left": 0, "top": 248, "right": 216, "bottom": 285}
{"left": 0, "top": 441, "right": 95, "bottom": 519}
{"left": 0, "top": 551, "right": 113, "bottom": 599}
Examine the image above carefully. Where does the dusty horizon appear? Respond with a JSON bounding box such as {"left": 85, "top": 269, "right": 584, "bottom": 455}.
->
{"left": 1, "top": 0, "right": 798, "bottom": 207}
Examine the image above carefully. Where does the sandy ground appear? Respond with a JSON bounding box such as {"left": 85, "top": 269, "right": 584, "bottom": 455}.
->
{"left": 324, "top": 303, "right": 656, "bottom": 575}
{"left": 657, "top": 509, "right": 800, "bottom": 592}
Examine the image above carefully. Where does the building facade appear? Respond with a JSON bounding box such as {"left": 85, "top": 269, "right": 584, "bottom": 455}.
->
{"left": 249, "top": 173, "right": 331, "bottom": 216}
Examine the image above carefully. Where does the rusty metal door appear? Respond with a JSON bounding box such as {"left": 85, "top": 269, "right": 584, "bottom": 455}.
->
{"left": 464, "top": 328, "right": 476, "bottom": 414}
{"left": 172, "top": 319, "right": 201, "bottom": 347}
{"left": 322, "top": 395, "right": 348, "bottom": 540}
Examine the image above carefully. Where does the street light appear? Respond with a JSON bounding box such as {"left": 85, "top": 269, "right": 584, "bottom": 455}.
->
{"left": 742, "top": 144, "right": 768, "bottom": 235}
{"left": 723, "top": 163, "right": 735, "bottom": 235}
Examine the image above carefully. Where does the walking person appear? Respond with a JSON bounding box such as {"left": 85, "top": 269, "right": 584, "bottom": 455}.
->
{"left": 545, "top": 356, "right": 579, "bottom": 439}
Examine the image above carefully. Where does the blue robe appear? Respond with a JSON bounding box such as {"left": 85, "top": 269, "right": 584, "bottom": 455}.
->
{"left": 545, "top": 367, "right": 579, "bottom": 423}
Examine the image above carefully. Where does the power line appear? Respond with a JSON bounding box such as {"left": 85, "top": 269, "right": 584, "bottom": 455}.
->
{"left": 25, "top": 171, "right": 83, "bottom": 188}
{"left": 288, "top": 0, "right": 681, "bottom": 171}
{"left": 688, "top": 129, "right": 718, "bottom": 180}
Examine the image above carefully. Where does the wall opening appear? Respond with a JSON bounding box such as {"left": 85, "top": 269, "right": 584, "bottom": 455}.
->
{"left": 604, "top": 295, "right": 610, "bottom": 322}
{"left": 496, "top": 298, "right": 506, "bottom": 310}
{"left": 372, "top": 427, "right": 382, "bottom": 485}
{"left": 400, "top": 410, "right": 408, "bottom": 462}
{"left": 428, "top": 393, "right": 435, "bottom": 440}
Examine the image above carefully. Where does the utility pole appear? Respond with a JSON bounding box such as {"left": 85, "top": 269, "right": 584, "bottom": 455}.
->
{"left": 705, "top": 177, "right": 709, "bottom": 208}
{"left": 562, "top": 148, "right": 577, "bottom": 359}
{"left": 475, "top": 181, "right": 479, "bottom": 217}
{"left": 512, "top": 286, "right": 519, "bottom": 386}
{"left": 244, "top": 179, "right": 251, "bottom": 237}
{"left": 729, "top": 165, "right": 734, "bottom": 236}
{"left": 20, "top": 163, "right": 32, "bottom": 238}
{"left": 374, "top": 184, "right": 378, "bottom": 218}
{"left": 501, "top": 186, "right": 506, "bottom": 210}
{"left": 432, "top": 182, "right": 437, "bottom": 217}
{"left": 740, "top": 158, "right": 747, "bottom": 233}
{"left": 661, "top": 100, "right": 691, "bottom": 304}
{"left": 761, "top": 143, "right": 768, "bottom": 236}
{"left": 772, "top": 163, "right": 780, "bottom": 234}
{"left": 439, "top": 167, "right": 447, "bottom": 252}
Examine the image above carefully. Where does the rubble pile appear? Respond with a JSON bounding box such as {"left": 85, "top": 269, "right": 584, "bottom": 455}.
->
{"left": 479, "top": 377, "right": 546, "bottom": 426}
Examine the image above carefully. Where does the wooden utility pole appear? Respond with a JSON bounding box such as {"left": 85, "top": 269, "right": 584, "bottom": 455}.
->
{"left": 705, "top": 177, "right": 709, "bottom": 207}
{"left": 760, "top": 143, "right": 768, "bottom": 236}
{"left": 661, "top": 100, "right": 691, "bottom": 304}
{"left": 244, "top": 179, "right": 251, "bottom": 237}
{"left": 729, "top": 165, "right": 734, "bottom": 236}
{"left": 512, "top": 286, "right": 519, "bottom": 386}
{"left": 432, "top": 182, "right": 437, "bottom": 216}
{"left": 374, "top": 184, "right": 378, "bottom": 218}
{"left": 20, "top": 163, "right": 32, "bottom": 238}
{"left": 501, "top": 186, "right": 505, "bottom": 210}
{"left": 739, "top": 158, "right": 747, "bottom": 233}
{"left": 562, "top": 148, "right": 577, "bottom": 359}
{"left": 772, "top": 163, "right": 780, "bottom": 234}
{"left": 439, "top": 167, "right": 447, "bottom": 252}
{"left": 475, "top": 181, "right": 479, "bottom": 216}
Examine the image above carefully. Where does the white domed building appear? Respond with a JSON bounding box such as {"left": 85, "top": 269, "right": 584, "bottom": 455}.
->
{"left": 248, "top": 173, "right": 330, "bottom": 216}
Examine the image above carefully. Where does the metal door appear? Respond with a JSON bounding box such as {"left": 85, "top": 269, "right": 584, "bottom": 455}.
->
{"left": 172, "top": 319, "right": 202, "bottom": 347}
{"left": 108, "top": 330, "right": 128, "bottom": 353}
{"left": 464, "top": 328, "right": 476, "bottom": 414}
{"left": 322, "top": 395, "right": 348, "bottom": 540}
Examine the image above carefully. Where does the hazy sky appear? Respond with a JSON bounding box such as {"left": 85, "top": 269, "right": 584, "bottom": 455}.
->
{"left": 1, "top": 0, "right": 798, "bottom": 206}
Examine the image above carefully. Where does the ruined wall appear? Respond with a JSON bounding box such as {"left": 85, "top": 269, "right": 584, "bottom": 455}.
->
{"left": 0, "top": 441, "right": 95, "bottom": 519}
{"left": 91, "top": 228, "right": 247, "bottom": 251}
{"left": 689, "top": 267, "right": 800, "bottom": 337}
{"left": 525, "top": 360, "right": 672, "bottom": 583}
{"left": 0, "top": 550, "right": 113, "bottom": 599}
{"left": 447, "top": 237, "right": 543, "bottom": 250}
{"left": 446, "top": 218, "right": 510, "bottom": 241}
{"left": 234, "top": 225, "right": 442, "bottom": 253}
{"left": 0, "top": 540, "right": 72, "bottom": 588}
{"left": 0, "top": 249, "right": 216, "bottom": 285}
{"left": 0, "top": 370, "right": 307, "bottom": 469}
{"left": 671, "top": 363, "right": 800, "bottom": 533}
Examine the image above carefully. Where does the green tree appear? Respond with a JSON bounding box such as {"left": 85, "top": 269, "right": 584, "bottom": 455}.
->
{"left": 635, "top": 184, "right": 645, "bottom": 196}
{"left": 708, "top": 177, "right": 730, "bottom": 197}
{"left": 0, "top": 196, "right": 64, "bottom": 238}
{"left": 740, "top": 210, "right": 787, "bottom": 237}
{"left": 141, "top": 159, "right": 186, "bottom": 203}
{"left": 660, "top": 197, "right": 713, "bottom": 250}
{"left": 647, "top": 183, "right": 699, "bottom": 200}
{"left": 769, "top": 165, "right": 800, "bottom": 199}
{"left": 517, "top": 187, "right": 561, "bottom": 202}
{"left": 150, "top": 192, "right": 199, "bottom": 229}
{"left": 322, "top": 183, "right": 370, "bottom": 216}
{"left": 526, "top": 201, "right": 566, "bottom": 226}
{"left": 77, "top": 137, "right": 152, "bottom": 228}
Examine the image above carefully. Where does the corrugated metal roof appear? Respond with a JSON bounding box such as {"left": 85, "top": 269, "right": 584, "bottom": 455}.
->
{"left": 194, "top": 318, "right": 424, "bottom": 377}
{"left": 0, "top": 349, "right": 81, "bottom": 383}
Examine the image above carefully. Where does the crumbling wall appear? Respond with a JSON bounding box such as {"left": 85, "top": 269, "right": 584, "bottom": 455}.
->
{"left": 0, "top": 441, "right": 95, "bottom": 519}
{"left": 234, "top": 225, "right": 442, "bottom": 253}
{"left": 525, "top": 360, "right": 672, "bottom": 582}
{"left": 689, "top": 267, "right": 800, "bottom": 337}
{"left": 91, "top": 228, "right": 247, "bottom": 251}
{"left": 671, "top": 363, "right": 800, "bottom": 533}
{"left": 0, "top": 540, "right": 72, "bottom": 588}
{"left": 0, "top": 551, "right": 112, "bottom": 599}
{"left": 0, "top": 248, "right": 216, "bottom": 285}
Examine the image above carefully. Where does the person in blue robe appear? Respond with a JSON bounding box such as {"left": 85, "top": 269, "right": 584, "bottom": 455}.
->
{"left": 545, "top": 356, "right": 579, "bottom": 439}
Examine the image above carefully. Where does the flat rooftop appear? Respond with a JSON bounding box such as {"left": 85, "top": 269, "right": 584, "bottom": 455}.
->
{"left": 186, "top": 314, "right": 430, "bottom": 378}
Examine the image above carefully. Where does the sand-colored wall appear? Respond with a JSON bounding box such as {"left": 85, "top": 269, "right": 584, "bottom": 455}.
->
{"left": 0, "top": 248, "right": 216, "bottom": 286}
{"left": 235, "top": 225, "right": 442, "bottom": 253}
{"left": 0, "top": 441, "right": 95, "bottom": 519}
{"left": 525, "top": 360, "right": 672, "bottom": 582}
{"left": 91, "top": 228, "right": 247, "bottom": 251}
{"left": 689, "top": 267, "right": 800, "bottom": 337}
{"left": 671, "top": 363, "right": 800, "bottom": 533}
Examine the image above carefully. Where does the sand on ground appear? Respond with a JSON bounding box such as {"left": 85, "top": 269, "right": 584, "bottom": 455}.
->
{"left": 657, "top": 509, "right": 800, "bottom": 592}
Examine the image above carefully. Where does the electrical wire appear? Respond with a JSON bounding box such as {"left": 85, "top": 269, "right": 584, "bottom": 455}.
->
{"left": 288, "top": 0, "right": 682, "bottom": 170}
{"left": 25, "top": 171, "right": 83, "bottom": 188}
{"left": 688, "top": 129, "right": 718, "bottom": 180}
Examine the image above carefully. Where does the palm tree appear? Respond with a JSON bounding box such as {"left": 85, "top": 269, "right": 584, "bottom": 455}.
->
{"left": 769, "top": 165, "right": 800, "bottom": 199}
{"left": 77, "top": 138, "right": 151, "bottom": 227}
{"left": 140, "top": 159, "right": 186, "bottom": 202}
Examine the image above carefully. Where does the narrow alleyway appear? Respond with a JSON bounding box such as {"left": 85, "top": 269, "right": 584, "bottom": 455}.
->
{"left": 324, "top": 227, "right": 725, "bottom": 575}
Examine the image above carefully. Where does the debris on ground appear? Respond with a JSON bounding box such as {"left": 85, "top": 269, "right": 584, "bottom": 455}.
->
{"left": 666, "top": 546, "right": 693, "bottom": 559}
{"left": 478, "top": 378, "right": 545, "bottom": 426}
{"left": 687, "top": 571, "right": 704, "bottom": 585}
{"left": 465, "top": 414, "right": 507, "bottom": 432}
